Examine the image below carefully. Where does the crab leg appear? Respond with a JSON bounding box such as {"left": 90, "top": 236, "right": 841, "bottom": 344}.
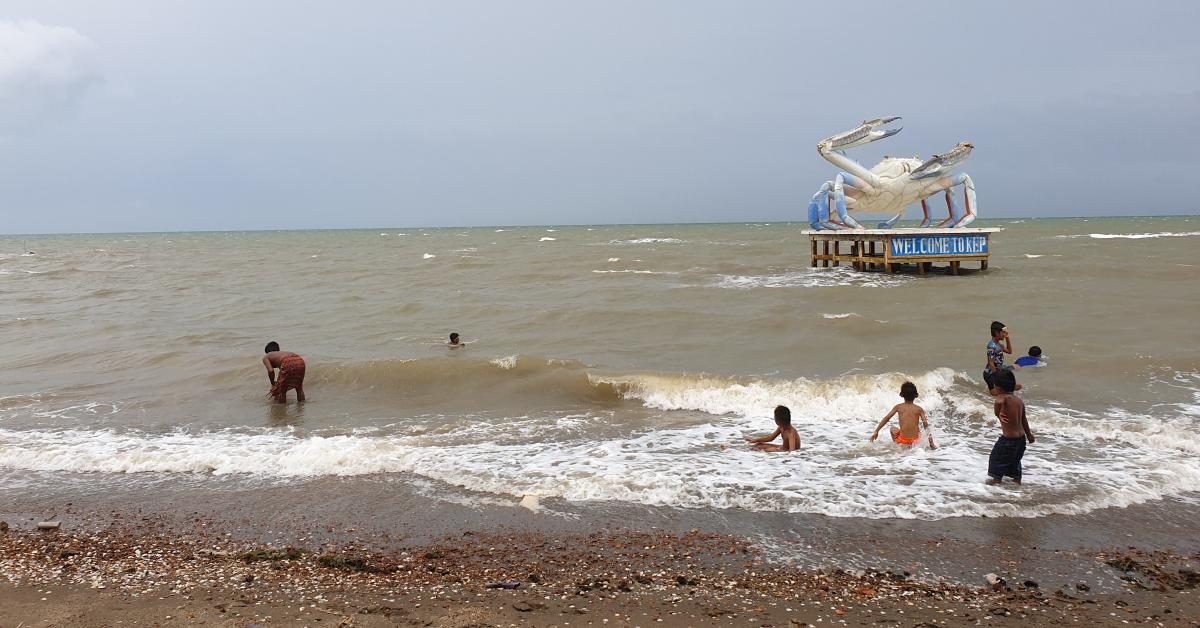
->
{"left": 930, "top": 173, "right": 977, "bottom": 228}
{"left": 832, "top": 173, "right": 864, "bottom": 229}
{"left": 877, "top": 212, "right": 903, "bottom": 229}
{"left": 807, "top": 181, "right": 844, "bottom": 230}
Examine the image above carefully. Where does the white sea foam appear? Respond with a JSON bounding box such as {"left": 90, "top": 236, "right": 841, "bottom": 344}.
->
{"left": 539, "top": 237, "right": 556, "bottom": 242}
{"left": 1056, "top": 231, "right": 1200, "bottom": 240}
{"left": 2, "top": 369, "right": 1198, "bottom": 521}
{"left": 422, "top": 253, "right": 436, "bottom": 259}
{"left": 591, "top": 269, "right": 673, "bottom": 275}
{"left": 607, "top": 257, "right": 620, "bottom": 262}
{"left": 608, "top": 238, "right": 686, "bottom": 245}
{"left": 716, "top": 267, "right": 910, "bottom": 290}
{"left": 490, "top": 355, "right": 518, "bottom": 370}
{"left": 821, "top": 313, "right": 860, "bottom": 319}
{"left": 1024, "top": 254, "right": 1044, "bottom": 258}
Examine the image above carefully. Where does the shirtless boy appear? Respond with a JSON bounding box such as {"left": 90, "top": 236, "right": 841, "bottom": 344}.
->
{"left": 870, "top": 381, "right": 937, "bottom": 449}
{"left": 263, "top": 341, "right": 306, "bottom": 403}
{"left": 987, "top": 369, "right": 1034, "bottom": 485}
{"left": 447, "top": 333, "right": 466, "bottom": 348}
{"left": 745, "top": 405, "right": 800, "bottom": 452}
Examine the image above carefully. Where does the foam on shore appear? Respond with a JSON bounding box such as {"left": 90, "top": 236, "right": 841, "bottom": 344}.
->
{"left": 3, "top": 367, "right": 1198, "bottom": 520}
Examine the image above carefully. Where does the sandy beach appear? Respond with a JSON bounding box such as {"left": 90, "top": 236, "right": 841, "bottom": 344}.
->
{"left": 4, "top": 481, "right": 1200, "bottom": 627}
{"left": 3, "top": 518, "right": 1199, "bottom": 627}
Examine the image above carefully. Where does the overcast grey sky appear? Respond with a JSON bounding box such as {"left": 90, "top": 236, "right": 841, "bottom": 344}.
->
{"left": 2, "top": 1, "right": 1198, "bottom": 233}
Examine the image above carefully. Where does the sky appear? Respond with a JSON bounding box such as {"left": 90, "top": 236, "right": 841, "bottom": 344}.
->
{"left": 1, "top": 1, "right": 1198, "bottom": 233}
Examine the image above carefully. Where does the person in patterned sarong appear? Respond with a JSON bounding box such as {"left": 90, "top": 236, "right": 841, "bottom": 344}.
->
{"left": 263, "top": 341, "right": 306, "bottom": 403}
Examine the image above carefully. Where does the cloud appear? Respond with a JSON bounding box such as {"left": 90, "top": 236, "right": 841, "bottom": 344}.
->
{"left": 0, "top": 19, "right": 100, "bottom": 133}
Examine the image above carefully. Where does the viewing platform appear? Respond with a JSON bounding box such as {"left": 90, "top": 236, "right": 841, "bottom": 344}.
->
{"left": 802, "top": 228, "right": 1001, "bottom": 275}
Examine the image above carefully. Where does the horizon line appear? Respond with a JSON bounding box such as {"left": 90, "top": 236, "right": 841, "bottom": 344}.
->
{"left": 2, "top": 213, "right": 1196, "bottom": 238}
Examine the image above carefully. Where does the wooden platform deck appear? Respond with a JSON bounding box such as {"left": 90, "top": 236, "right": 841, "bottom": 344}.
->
{"left": 802, "top": 228, "right": 1001, "bottom": 275}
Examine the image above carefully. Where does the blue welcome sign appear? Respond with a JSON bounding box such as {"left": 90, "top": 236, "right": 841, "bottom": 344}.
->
{"left": 889, "top": 234, "right": 988, "bottom": 258}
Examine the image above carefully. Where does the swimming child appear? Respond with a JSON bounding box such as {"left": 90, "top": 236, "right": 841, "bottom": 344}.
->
{"left": 870, "top": 381, "right": 937, "bottom": 449}
{"left": 983, "top": 320, "right": 1013, "bottom": 390}
{"left": 1014, "top": 345, "right": 1043, "bottom": 367}
{"left": 447, "top": 332, "right": 466, "bottom": 348}
{"left": 987, "top": 369, "right": 1035, "bottom": 485}
{"left": 745, "top": 405, "right": 800, "bottom": 452}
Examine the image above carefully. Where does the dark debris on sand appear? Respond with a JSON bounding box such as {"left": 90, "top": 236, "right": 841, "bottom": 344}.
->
{"left": 3, "top": 523, "right": 1200, "bottom": 626}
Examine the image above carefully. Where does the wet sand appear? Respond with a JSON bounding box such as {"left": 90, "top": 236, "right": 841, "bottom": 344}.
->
{"left": 4, "top": 479, "right": 1200, "bottom": 626}
{"left": 3, "top": 522, "right": 1199, "bottom": 627}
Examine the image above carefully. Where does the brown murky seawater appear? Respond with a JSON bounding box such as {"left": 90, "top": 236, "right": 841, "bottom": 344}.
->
{"left": 2, "top": 217, "right": 1198, "bottom": 542}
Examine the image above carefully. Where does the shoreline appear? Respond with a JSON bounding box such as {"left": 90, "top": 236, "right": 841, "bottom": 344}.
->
{"left": 3, "top": 518, "right": 1199, "bottom": 627}
{"left": 4, "top": 481, "right": 1200, "bottom": 626}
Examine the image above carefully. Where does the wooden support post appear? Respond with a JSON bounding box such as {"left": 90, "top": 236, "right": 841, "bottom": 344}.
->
{"left": 981, "top": 259, "right": 988, "bottom": 270}
{"left": 917, "top": 260, "right": 925, "bottom": 275}
{"left": 951, "top": 261, "right": 960, "bottom": 276}
{"left": 831, "top": 240, "right": 839, "bottom": 267}
{"left": 811, "top": 238, "right": 818, "bottom": 267}
{"left": 822, "top": 241, "right": 829, "bottom": 267}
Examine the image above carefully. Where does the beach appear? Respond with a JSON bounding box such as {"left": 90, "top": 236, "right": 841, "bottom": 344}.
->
{"left": 3, "top": 217, "right": 1200, "bottom": 625}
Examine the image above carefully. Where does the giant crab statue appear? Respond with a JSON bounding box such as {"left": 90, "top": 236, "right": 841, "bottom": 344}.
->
{"left": 806, "top": 117, "right": 977, "bottom": 229}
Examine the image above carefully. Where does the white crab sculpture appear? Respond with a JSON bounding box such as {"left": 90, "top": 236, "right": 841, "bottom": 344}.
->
{"left": 807, "top": 117, "right": 977, "bottom": 229}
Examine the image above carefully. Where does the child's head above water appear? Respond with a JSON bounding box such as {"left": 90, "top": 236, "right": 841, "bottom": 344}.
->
{"left": 900, "top": 381, "right": 918, "bottom": 402}
{"left": 774, "top": 405, "right": 791, "bottom": 427}
{"left": 995, "top": 369, "right": 1018, "bottom": 394}
{"left": 1028, "top": 345, "right": 1042, "bottom": 358}
{"left": 449, "top": 333, "right": 460, "bottom": 343}
{"left": 990, "top": 321, "right": 1006, "bottom": 338}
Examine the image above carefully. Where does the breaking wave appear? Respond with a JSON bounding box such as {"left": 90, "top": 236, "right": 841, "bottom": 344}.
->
{"left": 3, "top": 367, "right": 1199, "bottom": 520}
{"left": 1056, "top": 231, "right": 1200, "bottom": 240}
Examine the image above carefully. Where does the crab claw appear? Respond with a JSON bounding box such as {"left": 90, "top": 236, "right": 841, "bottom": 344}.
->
{"left": 910, "top": 141, "right": 974, "bottom": 180}
{"left": 819, "top": 117, "right": 902, "bottom": 152}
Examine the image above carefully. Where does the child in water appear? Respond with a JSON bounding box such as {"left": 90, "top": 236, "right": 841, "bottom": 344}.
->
{"left": 988, "top": 369, "right": 1034, "bottom": 485}
{"left": 447, "top": 332, "right": 466, "bottom": 348}
{"left": 870, "top": 381, "right": 937, "bottom": 449}
{"left": 983, "top": 321, "right": 1013, "bottom": 390}
{"left": 1014, "top": 345, "right": 1043, "bottom": 367}
{"left": 745, "top": 406, "right": 800, "bottom": 452}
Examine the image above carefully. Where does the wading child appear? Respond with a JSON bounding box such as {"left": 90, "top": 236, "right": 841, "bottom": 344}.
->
{"left": 447, "top": 332, "right": 467, "bottom": 348}
{"left": 870, "top": 381, "right": 937, "bottom": 449}
{"left": 987, "top": 370, "right": 1034, "bottom": 485}
{"left": 983, "top": 321, "right": 1013, "bottom": 390}
{"left": 745, "top": 405, "right": 800, "bottom": 452}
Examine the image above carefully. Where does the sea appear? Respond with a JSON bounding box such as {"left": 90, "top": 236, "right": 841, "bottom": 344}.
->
{"left": 2, "top": 217, "right": 1199, "bottom": 562}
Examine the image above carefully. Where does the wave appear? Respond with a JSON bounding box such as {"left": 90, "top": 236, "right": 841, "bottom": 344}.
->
{"left": 1056, "top": 231, "right": 1200, "bottom": 240}
{"left": 3, "top": 367, "right": 1199, "bottom": 521}
{"left": 607, "top": 238, "right": 686, "bottom": 245}
{"left": 591, "top": 269, "right": 673, "bottom": 275}
{"left": 716, "top": 267, "right": 910, "bottom": 289}
{"left": 302, "top": 356, "right": 624, "bottom": 406}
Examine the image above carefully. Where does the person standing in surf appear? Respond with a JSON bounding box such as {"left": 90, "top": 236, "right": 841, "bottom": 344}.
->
{"left": 263, "top": 341, "right": 306, "bottom": 403}
{"left": 987, "top": 369, "right": 1034, "bottom": 485}
{"left": 983, "top": 320, "right": 1013, "bottom": 391}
